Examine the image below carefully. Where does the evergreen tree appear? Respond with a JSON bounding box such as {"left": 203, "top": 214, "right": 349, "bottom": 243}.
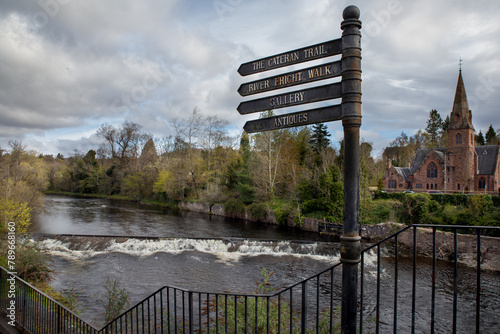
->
{"left": 442, "top": 115, "right": 450, "bottom": 132}
{"left": 425, "top": 109, "right": 443, "bottom": 148}
{"left": 139, "top": 138, "right": 158, "bottom": 167}
{"left": 476, "top": 131, "right": 485, "bottom": 146}
{"left": 485, "top": 124, "right": 497, "bottom": 145}
{"left": 309, "top": 123, "right": 331, "bottom": 154}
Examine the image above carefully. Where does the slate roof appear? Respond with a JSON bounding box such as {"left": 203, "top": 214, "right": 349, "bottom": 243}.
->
{"left": 409, "top": 148, "right": 446, "bottom": 175}
{"left": 394, "top": 167, "right": 410, "bottom": 182}
{"left": 476, "top": 145, "right": 499, "bottom": 175}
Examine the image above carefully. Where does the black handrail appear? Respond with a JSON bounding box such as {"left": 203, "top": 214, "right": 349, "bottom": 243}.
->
{"left": 0, "top": 265, "right": 100, "bottom": 333}
{"left": 2, "top": 224, "right": 498, "bottom": 333}
{"left": 358, "top": 224, "right": 500, "bottom": 333}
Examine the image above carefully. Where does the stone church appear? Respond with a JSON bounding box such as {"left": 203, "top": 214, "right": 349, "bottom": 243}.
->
{"left": 383, "top": 70, "right": 500, "bottom": 194}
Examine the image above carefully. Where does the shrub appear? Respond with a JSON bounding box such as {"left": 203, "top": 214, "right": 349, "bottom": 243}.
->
{"left": 273, "top": 206, "right": 291, "bottom": 225}
{"left": 441, "top": 204, "right": 459, "bottom": 225}
{"left": 360, "top": 199, "right": 399, "bottom": 225}
{"left": 455, "top": 210, "right": 476, "bottom": 225}
{"left": 468, "top": 194, "right": 493, "bottom": 216}
{"left": 397, "top": 193, "right": 431, "bottom": 225}
{"left": 247, "top": 203, "right": 268, "bottom": 221}
{"left": 492, "top": 195, "right": 500, "bottom": 207}
{"left": 101, "top": 275, "right": 130, "bottom": 323}
{"left": 62, "top": 287, "right": 86, "bottom": 314}
{"left": 1, "top": 239, "right": 53, "bottom": 283}
{"left": 224, "top": 198, "right": 245, "bottom": 217}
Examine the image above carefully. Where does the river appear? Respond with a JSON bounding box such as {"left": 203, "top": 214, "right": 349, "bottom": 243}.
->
{"left": 30, "top": 195, "right": 500, "bottom": 332}
{"left": 30, "top": 195, "right": 339, "bottom": 327}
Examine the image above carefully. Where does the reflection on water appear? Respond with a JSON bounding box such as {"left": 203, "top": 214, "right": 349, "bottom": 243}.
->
{"left": 31, "top": 195, "right": 321, "bottom": 240}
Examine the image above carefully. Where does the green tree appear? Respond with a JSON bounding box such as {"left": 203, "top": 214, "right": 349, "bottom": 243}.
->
{"left": 298, "top": 164, "right": 343, "bottom": 223}
{"left": 234, "top": 132, "right": 255, "bottom": 204}
{"left": 0, "top": 199, "right": 31, "bottom": 233}
{"left": 0, "top": 141, "right": 48, "bottom": 208}
{"left": 442, "top": 115, "right": 450, "bottom": 132}
{"left": 476, "top": 130, "right": 485, "bottom": 146}
{"left": 440, "top": 115, "right": 450, "bottom": 147}
{"left": 139, "top": 138, "right": 158, "bottom": 168}
{"left": 485, "top": 124, "right": 497, "bottom": 145}
{"left": 0, "top": 141, "right": 52, "bottom": 283}
{"left": 309, "top": 123, "right": 331, "bottom": 154}
{"left": 425, "top": 109, "right": 443, "bottom": 148}
{"left": 153, "top": 170, "right": 179, "bottom": 200}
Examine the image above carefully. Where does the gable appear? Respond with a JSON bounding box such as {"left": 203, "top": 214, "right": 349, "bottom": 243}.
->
{"left": 476, "top": 145, "right": 499, "bottom": 175}
{"left": 410, "top": 148, "right": 446, "bottom": 175}
{"left": 384, "top": 166, "right": 409, "bottom": 182}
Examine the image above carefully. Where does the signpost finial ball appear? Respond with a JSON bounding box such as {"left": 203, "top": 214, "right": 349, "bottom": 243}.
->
{"left": 343, "top": 5, "right": 360, "bottom": 20}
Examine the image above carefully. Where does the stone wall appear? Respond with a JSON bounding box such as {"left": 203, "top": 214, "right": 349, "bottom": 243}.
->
{"left": 177, "top": 201, "right": 320, "bottom": 233}
{"left": 178, "top": 201, "right": 211, "bottom": 214}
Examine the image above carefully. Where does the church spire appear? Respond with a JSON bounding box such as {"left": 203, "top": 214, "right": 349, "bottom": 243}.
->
{"left": 449, "top": 67, "right": 474, "bottom": 130}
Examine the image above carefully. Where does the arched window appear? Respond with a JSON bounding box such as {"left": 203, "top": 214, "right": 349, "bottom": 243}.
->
{"left": 456, "top": 133, "right": 462, "bottom": 145}
{"left": 479, "top": 178, "right": 486, "bottom": 189}
{"left": 427, "top": 162, "right": 438, "bottom": 178}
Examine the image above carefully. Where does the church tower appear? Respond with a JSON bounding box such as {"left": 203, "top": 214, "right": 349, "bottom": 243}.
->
{"left": 446, "top": 69, "right": 477, "bottom": 192}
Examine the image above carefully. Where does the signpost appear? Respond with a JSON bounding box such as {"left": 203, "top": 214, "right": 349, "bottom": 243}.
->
{"left": 237, "top": 39, "right": 342, "bottom": 76}
{"left": 238, "top": 61, "right": 341, "bottom": 96}
{"left": 237, "top": 82, "right": 341, "bottom": 114}
{"left": 243, "top": 105, "right": 341, "bottom": 133}
{"left": 236, "top": 5, "right": 362, "bottom": 334}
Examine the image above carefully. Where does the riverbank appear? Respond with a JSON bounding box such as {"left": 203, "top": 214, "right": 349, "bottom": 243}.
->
{"left": 359, "top": 222, "right": 500, "bottom": 272}
{"left": 178, "top": 200, "right": 500, "bottom": 271}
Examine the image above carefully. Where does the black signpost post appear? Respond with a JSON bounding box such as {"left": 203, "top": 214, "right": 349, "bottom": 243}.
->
{"left": 237, "top": 5, "right": 361, "bottom": 333}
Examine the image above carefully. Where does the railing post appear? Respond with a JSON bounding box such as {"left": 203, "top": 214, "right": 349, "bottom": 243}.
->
{"left": 188, "top": 291, "right": 194, "bottom": 334}
{"left": 22, "top": 282, "right": 27, "bottom": 329}
{"left": 57, "top": 304, "right": 62, "bottom": 334}
{"left": 340, "top": 5, "right": 362, "bottom": 334}
{"left": 301, "top": 281, "right": 307, "bottom": 334}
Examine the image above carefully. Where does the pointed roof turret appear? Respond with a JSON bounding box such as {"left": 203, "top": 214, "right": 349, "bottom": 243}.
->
{"left": 449, "top": 69, "right": 474, "bottom": 130}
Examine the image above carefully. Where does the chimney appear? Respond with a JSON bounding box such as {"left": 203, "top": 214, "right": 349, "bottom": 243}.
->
{"left": 386, "top": 159, "right": 392, "bottom": 170}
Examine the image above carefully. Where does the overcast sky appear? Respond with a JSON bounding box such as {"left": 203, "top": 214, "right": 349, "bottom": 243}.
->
{"left": 1, "top": 0, "right": 499, "bottom": 157}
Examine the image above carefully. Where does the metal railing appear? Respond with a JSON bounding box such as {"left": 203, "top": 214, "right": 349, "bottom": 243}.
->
{"left": 359, "top": 224, "right": 500, "bottom": 333}
{"left": 101, "top": 261, "right": 344, "bottom": 334}
{"left": 2, "top": 224, "right": 498, "bottom": 333}
{"left": 0, "top": 266, "right": 100, "bottom": 334}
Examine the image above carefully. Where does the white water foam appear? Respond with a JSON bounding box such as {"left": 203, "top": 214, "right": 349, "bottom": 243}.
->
{"left": 39, "top": 239, "right": 105, "bottom": 261}
{"left": 39, "top": 238, "right": 340, "bottom": 264}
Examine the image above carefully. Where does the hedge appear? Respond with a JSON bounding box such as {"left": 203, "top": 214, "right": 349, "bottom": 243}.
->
{"left": 374, "top": 192, "right": 500, "bottom": 207}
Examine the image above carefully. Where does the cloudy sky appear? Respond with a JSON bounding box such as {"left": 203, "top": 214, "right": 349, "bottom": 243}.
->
{"left": 1, "top": 0, "right": 499, "bottom": 157}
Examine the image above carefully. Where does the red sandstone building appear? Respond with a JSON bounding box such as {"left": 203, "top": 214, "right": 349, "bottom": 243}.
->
{"left": 383, "top": 70, "right": 500, "bottom": 194}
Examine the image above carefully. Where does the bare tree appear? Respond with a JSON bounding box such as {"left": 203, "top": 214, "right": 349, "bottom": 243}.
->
{"left": 96, "top": 124, "right": 117, "bottom": 159}
{"left": 96, "top": 121, "right": 144, "bottom": 170}
{"left": 200, "top": 115, "right": 230, "bottom": 171}
{"left": 155, "top": 135, "right": 174, "bottom": 156}
{"left": 172, "top": 108, "right": 206, "bottom": 196}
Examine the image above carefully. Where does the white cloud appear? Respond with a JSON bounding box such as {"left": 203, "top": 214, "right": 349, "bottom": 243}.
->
{"left": 0, "top": 0, "right": 498, "bottom": 156}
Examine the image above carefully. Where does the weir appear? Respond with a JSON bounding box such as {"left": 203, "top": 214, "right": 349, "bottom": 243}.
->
{"left": 34, "top": 234, "right": 341, "bottom": 261}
